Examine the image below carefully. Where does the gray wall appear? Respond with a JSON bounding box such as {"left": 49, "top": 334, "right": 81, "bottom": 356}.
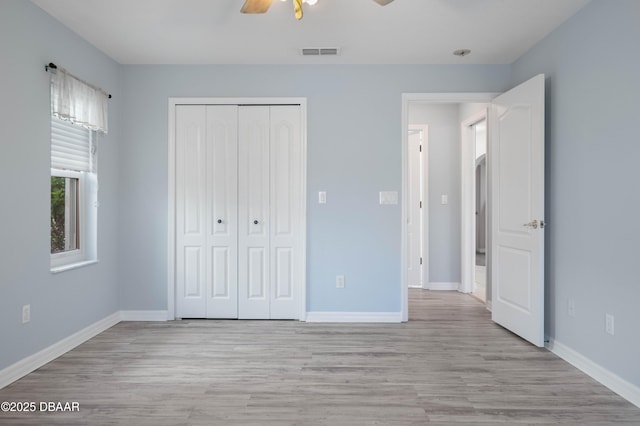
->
{"left": 511, "top": 0, "right": 640, "bottom": 385}
{"left": 118, "top": 65, "right": 510, "bottom": 313}
{"left": 0, "top": 0, "right": 121, "bottom": 370}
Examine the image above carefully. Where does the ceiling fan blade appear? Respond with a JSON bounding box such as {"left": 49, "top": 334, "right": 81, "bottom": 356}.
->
{"left": 372, "top": 0, "right": 395, "bottom": 5}
{"left": 241, "top": 0, "right": 273, "bottom": 14}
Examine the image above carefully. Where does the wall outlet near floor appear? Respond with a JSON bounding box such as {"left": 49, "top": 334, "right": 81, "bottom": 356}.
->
{"left": 567, "top": 299, "right": 576, "bottom": 317}
{"left": 22, "top": 304, "right": 30, "bottom": 324}
{"left": 605, "top": 313, "right": 614, "bottom": 335}
{"left": 336, "top": 275, "right": 345, "bottom": 289}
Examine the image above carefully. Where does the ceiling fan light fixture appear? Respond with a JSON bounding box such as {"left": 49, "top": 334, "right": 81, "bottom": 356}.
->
{"left": 243, "top": 0, "right": 390, "bottom": 19}
{"left": 280, "top": 0, "right": 317, "bottom": 5}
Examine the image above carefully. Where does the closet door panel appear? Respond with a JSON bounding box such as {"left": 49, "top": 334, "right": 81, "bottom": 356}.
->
{"left": 238, "top": 106, "right": 271, "bottom": 319}
{"left": 248, "top": 247, "right": 267, "bottom": 298}
{"left": 275, "top": 247, "right": 293, "bottom": 299}
{"left": 211, "top": 247, "right": 230, "bottom": 297}
{"left": 176, "top": 105, "right": 207, "bottom": 318}
{"left": 205, "top": 106, "right": 238, "bottom": 318}
{"left": 270, "top": 106, "right": 302, "bottom": 319}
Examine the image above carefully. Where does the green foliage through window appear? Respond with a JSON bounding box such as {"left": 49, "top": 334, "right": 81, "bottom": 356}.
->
{"left": 51, "top": 176, "right": 66, "bottom": 253}
{"left": 51, "top": 176, "right": 79, "bottom": 254}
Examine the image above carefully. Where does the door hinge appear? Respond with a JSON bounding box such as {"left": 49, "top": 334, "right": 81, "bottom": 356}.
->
{"left": 419, "top": 201, "right": 422, "bottom": 208}
{"left": 420, "top": 257, "right": 423, "bottom": 265}
{"left": 419, "top": 145, "right": 422, "bottom": 152}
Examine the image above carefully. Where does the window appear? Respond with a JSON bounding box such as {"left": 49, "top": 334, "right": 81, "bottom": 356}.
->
{"left": 50, "top": 116, "right": 97, "bottom": 271}
{"left": 47, "top": 64, "right": 108, "bottom": 272}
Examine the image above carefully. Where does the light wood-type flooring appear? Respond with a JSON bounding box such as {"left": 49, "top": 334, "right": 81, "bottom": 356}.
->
{"left": 1, "top": 289, "right": 639, "bottom": 425}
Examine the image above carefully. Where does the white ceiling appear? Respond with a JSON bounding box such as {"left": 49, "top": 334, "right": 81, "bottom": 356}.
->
{"left": 31, "top": 0, "right": 590, "bottom": 65}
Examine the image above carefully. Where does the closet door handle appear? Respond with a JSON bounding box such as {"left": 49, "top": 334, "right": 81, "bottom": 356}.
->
{"left": 253, "top": 220, "right": 259, "bottom": 225}
{"left": 217, "top": 219, "right": 222, "bottom": 224}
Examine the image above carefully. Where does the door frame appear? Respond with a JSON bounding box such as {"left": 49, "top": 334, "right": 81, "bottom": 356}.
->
{"left": 407, "top": 124, "right": 429, "bottom": 290}
{"left": 167, "top": 97, "right": 308, "bottom": 321}
{"left": 460, "top": 109, "right": 489, "bottom": 298}
{"left": 401, "top": 93, "right": 497, "bottom": 321}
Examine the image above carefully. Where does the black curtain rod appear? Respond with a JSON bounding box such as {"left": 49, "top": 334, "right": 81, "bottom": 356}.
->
{"left": 45, "top": 62, "right": 112, "bottom": 99}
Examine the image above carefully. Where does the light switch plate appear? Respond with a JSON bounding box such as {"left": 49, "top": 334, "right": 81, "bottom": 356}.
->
{"left": 441, "top": 194, "right": 448, "bottom": 205}
{"left": 22, "top": 304, "right": 30, "bottom": 324}
{"left": 379, "top": 191, "right": 398, "bottom": 205}
{"left": 319, "top": 191, "right": 326, "bottom": 204}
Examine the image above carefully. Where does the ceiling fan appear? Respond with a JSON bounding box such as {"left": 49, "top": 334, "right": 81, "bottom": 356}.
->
{"left": 241, "top": 0, "right": 395, "bottom": 20}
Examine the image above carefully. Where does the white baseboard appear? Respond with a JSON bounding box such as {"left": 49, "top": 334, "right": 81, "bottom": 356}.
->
{"left": 0, "top": 312, "right": 120, "bottom": 389}
{"left": 486, "top": 300, "right": 493, "bottom": 312}
{"left": 305, "top": 312, "right": 402, "bottom": 323}
{"left": 120, "top": 310, "right": 168, "bottom": 321}
{"left": 0, "top": 309, "right": 171, "bottom": 390}
{"left": 546, "top": 338, "right": 640, "bottom": 408}
{"left": 427, "top": 282, "right": 460, "bottom": 291}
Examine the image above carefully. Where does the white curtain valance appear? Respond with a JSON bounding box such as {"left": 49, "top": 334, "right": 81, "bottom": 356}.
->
{"left": 50, "top": 67, "right": 109, "bottom": 134}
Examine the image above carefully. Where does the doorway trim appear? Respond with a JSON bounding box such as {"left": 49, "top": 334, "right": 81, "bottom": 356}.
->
{"left": 407, "top": 124, "right": 429, "bottom": 290}
{"left": 167, "top": 97, "right": 308, "bottom": 321}
{"left": 460, "top": 109, "right": 489, "bottom": 296}
{"left": 401, "top": 93, "right": 497, "bottom": 322}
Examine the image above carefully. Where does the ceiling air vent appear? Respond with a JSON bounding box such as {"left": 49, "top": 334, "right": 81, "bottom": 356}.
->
{"left": 301, "top": 47, "right": 340, "bottom": 56}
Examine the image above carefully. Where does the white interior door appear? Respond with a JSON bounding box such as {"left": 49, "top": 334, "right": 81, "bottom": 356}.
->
{"left": 490, "top": 74, "right": 545, "bottom": 347}
{"left": 176, "top": 105, "right": 207, "bottom": 318}
{"left": 269, "top": 106, "right": 302, "bottom": 319}
{"left": 407, "top": 128, "right": 423, "bottom": 288}
{"left": 238, "top": 106, "right": 271, "bottom": 319}
{"left": 205, "top": 106, "right": 238, "bottom": 318}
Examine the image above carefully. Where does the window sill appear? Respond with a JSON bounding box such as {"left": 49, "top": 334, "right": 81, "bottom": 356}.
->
{"left": 51, "top": 259, "right": 99, "bottom": 274}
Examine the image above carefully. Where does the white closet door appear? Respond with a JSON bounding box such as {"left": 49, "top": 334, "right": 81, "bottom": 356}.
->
{"left": 176, "top": 106, "right": 207, "bottom": 318}
{"left": 269, "top": 106, "right": 302, "bottom": 319}
{"left": 238, "top": 106, "right": 271, "bottom": 319}
{"left": 205, "top": 106, "right": 238, "bottom": 318}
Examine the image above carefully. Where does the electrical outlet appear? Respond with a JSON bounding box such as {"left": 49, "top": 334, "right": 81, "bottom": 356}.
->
{"left": 336, "top": 275, "right": 345, "bottom": 289}
{"left": 605, "top": 314, "right": 614, "bottom": 335}
{"left": 567, "top": 299, "right": 576, "bottom": 317}
{"left": 22, "top": 304, "right": 30, "bottom": 324}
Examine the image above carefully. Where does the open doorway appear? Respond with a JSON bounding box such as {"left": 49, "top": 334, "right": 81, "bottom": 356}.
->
{"left": 401, "top": 76, "right": 545, "bottom": 347}
{"left": 473, "top": 120, "right": 487, "bottom": 302}
{"left": 401, "top": 94, "right": 496, "bottom": 321}
{"left": 460, "top": 108, "right": 490, "bottom": 307}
